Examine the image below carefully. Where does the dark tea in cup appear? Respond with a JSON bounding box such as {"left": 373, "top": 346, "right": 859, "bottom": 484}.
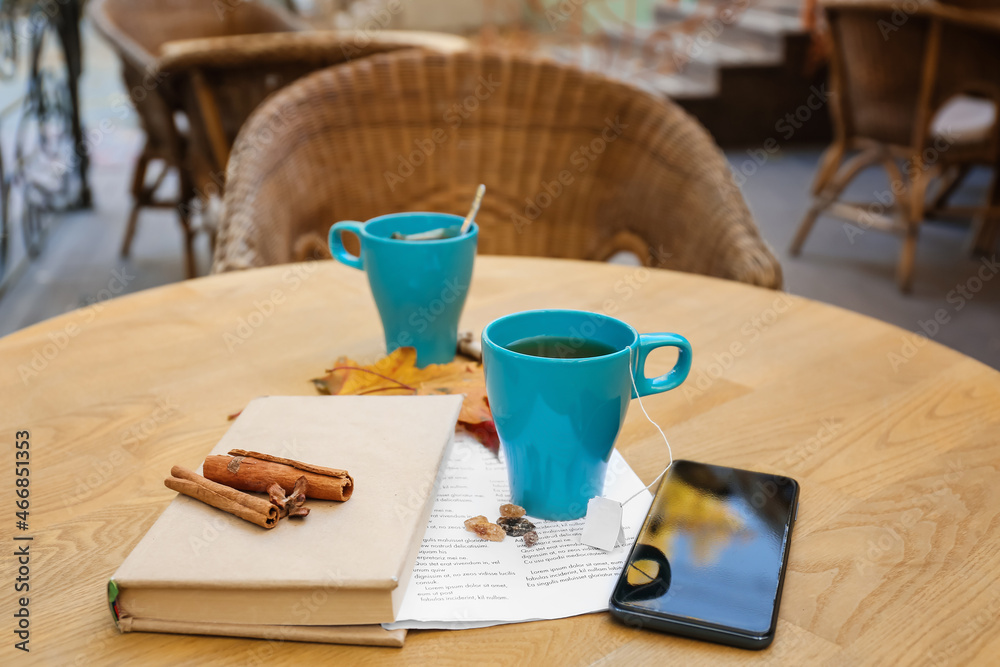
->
{"left": 506, "top": 335, "right": 618, "bottom": 359}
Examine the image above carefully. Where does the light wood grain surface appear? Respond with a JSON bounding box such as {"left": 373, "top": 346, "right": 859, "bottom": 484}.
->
{"left": 2, "top": 256, "right": 999, "bottom": 665}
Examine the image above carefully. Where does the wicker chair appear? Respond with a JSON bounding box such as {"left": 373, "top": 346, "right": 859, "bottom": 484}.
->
{"left": 157, "top": 31, "right": 470, "bottom": 190}
{"left": 213, "top": 50, "right": 782, "bottom": 288}
{"left": 88, "top": 0, "right": 305, "bottom": 278}
{"left": 791, "top": 1, "right": 1000, "bottom": 292}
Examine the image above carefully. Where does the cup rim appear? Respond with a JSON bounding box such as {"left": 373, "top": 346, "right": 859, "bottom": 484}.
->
{"left": 362, "top": 212, "right": 477, "bottom": 245}
{"left": 482, "top": 309, "right": 638, "bottom": 365}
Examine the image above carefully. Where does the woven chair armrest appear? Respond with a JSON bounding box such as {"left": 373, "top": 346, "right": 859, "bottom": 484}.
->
{"left": 159, "top": 30, "right": 469, "bottom": 72}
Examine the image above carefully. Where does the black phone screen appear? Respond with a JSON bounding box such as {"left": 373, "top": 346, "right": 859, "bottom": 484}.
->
{"left": 611, "top": 460, "right": 798, "bottom": 641}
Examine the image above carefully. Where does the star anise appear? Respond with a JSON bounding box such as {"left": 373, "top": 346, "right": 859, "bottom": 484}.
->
{"left": 267, "top": 476, "right": 310, "bottom": 518}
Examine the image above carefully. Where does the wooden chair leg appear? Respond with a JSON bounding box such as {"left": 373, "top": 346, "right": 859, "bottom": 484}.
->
{"left": 790, "top": 202, "right": 825, "bottom": 256}
{"left": 897, "top": 225, "right": 919, "bottom": 294}
{"left": 130, "top": 149, "right": 150, "bottom": 198}
{"left": 811, "top": 141, "right": 847, "bottom": 196}
{"left": 120, "top": 204, "right": 142, "bottom": 258}
{"left": 791, "top": 148, "right": 882, "bottom": 255}
{"left": 178, "top": 206, "right": 197, "bottom": 279}
{"left": 121, "top": 152, "right": 151, "bottom": 257}
{"left": 897, "top": 166, "right": 934, "bottom": 293}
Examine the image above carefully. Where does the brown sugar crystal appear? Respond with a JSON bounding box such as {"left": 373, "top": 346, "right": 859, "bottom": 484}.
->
{"left": 523, "top": 531, "right": 538, "bottom": 547}
{"left": 499, "top": 503, "right": 526, "bottom": 518}
{"left": 474, "top": 523, "right": 507, "bottom": 542}
{"left": 464, "top": 515, "right": 489, "bottom": 531}
{"left": 465, "top": 515, "right": 505, "bottom": 542}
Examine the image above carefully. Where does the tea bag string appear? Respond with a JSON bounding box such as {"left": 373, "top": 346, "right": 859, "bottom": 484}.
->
{"left": 622, "top": 346, "right": 674, "bottom": 507}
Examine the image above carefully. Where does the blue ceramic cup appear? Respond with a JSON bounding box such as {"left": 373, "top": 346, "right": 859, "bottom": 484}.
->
{"left": 482, "top": 309, "right": 692, "bottom": 520}
{"left": 329, "top": 212, "right": 478, "bottom": 367}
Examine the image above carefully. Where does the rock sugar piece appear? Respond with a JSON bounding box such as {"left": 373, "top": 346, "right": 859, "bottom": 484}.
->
{"left": 471, "top": 522, "right": 506, "bottom": 542}
{"left": 497, "top": 516, "right": 535, "bottom": 537}
{"left": 523, "top": 530, "right": 538, "bottom": 547}
{"left": 499, "top": 503, "right": 526, "bottom": 518}
{"left": 465, "top": 515, "right": 505, "bottom": 542}
{"left": 464, "top": 515, "right": 489, "bottom": 531}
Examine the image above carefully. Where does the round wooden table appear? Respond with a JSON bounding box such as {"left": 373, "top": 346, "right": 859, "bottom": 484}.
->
{"left": 3, "top": 257, "right": 999, "bottom": 665}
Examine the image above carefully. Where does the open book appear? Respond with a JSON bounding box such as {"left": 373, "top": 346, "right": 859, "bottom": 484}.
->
{"left": 385, "top": 432, "right": 653, "bottom": 629}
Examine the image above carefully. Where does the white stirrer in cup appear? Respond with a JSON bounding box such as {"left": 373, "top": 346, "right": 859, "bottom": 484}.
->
{"left": 391, "top": 184, "right": 485, "bottom": 241}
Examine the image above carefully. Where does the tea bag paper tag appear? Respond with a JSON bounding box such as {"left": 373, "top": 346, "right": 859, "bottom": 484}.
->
{"left": 580, "top": 496, "right": 625, "bottom": 552}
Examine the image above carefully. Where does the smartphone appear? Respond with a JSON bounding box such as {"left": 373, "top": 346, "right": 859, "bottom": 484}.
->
{"left": 609, "top": 460, "right": 799, "bottom": 650}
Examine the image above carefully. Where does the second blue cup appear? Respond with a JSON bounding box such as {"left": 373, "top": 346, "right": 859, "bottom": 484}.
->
{"left": 482, "top": 310, "right": 692, "bottom": 520}
{"left": 329, "top": 212, "right": 478, "bottom": 366}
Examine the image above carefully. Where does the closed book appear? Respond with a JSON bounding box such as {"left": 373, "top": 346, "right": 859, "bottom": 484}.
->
{"left": 109, "top": 395, "right": 463, "bottom": 645}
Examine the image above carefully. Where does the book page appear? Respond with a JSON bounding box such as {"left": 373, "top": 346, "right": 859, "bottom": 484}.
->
{"left": 384, "top": 433, "right": 653, "bottom": 630}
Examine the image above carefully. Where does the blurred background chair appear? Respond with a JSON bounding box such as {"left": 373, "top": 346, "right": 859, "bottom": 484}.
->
{"left": 156, "top": 30, "right": 470, "bottom": 197}
{"left": 933, "top": 0, "right": 1000, "bottom": 257}
{"left": 212, "top": 50, "right": 782, "bottom": 289}
{"left": 91, "top": 0, "right": 467, "bottom": 278}
{"left": 89, "top": 0, "right": 305, "bottom": 278}
{"left": 790, "top": 0, "right": 1000, "bottom": 293}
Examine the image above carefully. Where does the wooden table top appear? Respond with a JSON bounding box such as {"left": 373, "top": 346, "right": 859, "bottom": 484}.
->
{"left": 3, "top": 256, "right": 999, "bottom": 665}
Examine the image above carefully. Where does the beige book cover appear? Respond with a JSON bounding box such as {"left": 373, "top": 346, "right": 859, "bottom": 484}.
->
{"left": 109, "top": 395, "right": 464, "bottom": 645}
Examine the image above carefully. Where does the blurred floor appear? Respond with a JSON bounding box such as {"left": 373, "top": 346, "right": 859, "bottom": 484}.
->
{"left": 0, "top": 21, "right": 997, "bottom": 371}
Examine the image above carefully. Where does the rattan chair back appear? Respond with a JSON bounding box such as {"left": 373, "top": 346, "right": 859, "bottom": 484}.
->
{"left": 214, "top": 50, "right": 782, "bottom": 289}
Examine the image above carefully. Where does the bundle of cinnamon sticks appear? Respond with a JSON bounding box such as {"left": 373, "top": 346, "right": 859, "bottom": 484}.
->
{"left": 164, "top": 450, "right": 353, "bottom": 529}
{"left": 204, "top": 449, "right": 353, "bottom": 501}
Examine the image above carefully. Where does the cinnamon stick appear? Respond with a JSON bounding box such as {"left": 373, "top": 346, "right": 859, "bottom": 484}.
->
{"left": 165, "top": 466, "right": 278, "bottom": 529}
{"left": 202, "top": 450, "right": 353, "bottom": 501}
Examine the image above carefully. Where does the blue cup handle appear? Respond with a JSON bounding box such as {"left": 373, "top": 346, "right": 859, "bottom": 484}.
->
{"left": 328, "top": 221, "right": 365, "bottom": 270}
{"left": 632, "top": 333, "right": 692, "bottom": 398}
